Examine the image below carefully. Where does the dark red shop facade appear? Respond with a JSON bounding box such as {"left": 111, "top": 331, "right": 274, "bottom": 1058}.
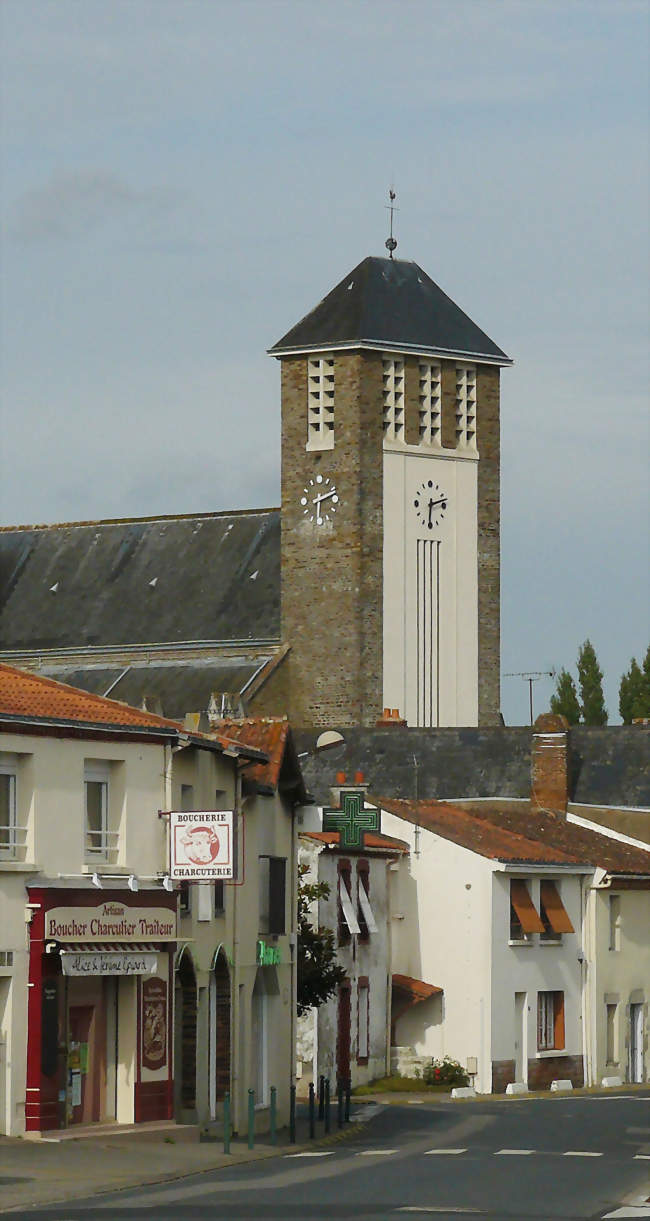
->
{"left": 26, "top": 887, "right": 177, "bottom": 1132}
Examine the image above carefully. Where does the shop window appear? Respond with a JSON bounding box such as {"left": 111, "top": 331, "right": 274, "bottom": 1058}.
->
{"left": 609, "top": 895, "right": 621, "bottom": 951}
{"left": 510, "top": 879, "right": 544, "bottom": 942}
{"left": 259, "top": 857, "right": 286, "bottom": 935}
{"left": 0, "top": 760, "right": 17, "bottom": 858}
{"left": 539, "top": 880, "right": 574, "bottom": 942}
{"left": 537, "top": 990, "right": 565, "bottom": 1051}
{"left": 606, "top": 1002, "right": 618, "bottom": 1064}
{"left": 357, "top": 978, "right": 369, "bottom": 1064}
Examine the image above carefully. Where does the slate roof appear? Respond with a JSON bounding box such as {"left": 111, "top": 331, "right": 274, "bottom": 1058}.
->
{"left": 295, "top": 726, "right": 650, "bottom": 810}
{"left": 0, "top": 663, "right": 263, "bottom": 761}
{"left": 0, "top": 510, "right": 281, "bottom": 651}
{"left": 269, "top": 256, "right": 511, "bottom": 364}
{"left": 378, "top": 796, "right": 650, "bottom": 877}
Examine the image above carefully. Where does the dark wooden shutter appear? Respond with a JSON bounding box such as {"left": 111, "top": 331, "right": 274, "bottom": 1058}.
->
{"left": 268, "top": 857, "right": 286, "bottom": 934}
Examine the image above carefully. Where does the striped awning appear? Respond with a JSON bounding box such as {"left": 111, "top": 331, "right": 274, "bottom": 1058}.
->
{"left": 59, "top": 942, "right": 163, "bottom": 953}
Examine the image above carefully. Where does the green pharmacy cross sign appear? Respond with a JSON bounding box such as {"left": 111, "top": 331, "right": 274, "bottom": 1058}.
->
{"left": 322, "top": 790, "right": 380, "bottom": 848}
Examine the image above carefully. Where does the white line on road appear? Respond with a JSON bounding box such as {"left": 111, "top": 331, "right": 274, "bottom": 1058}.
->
{"left": 423, "top": 1148, "right": 468, "bottom": 1155}
{"left": 563, "top": 1150, "right": 603, "bottom": 1157}
{"left": 494, "top": 1148, "right": 535, "bottom": 1155}
{"left": 602, "top": 1209, "right": 650, "bottom": 1219}
{"left": 397, "top": 1208, "right": 482, "bottom": 1215}
{"left": 634, "top": 1154, "right": 650, "bottom": 1159}
{"left": 285, "top": 1151, "right": 335, "bottom": 1157}
{"left": 355, "top": 1149, "right": 398, "bottom": 1155}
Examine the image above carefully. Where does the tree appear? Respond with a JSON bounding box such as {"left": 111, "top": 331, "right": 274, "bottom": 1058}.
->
{"left": 577, "top": 639, "right": 607, "bottom": 725}
{"left": 619, "top": 646, "right": 650, "bottom": 722}
{"left": 297, "top": 865, "right": 346, "bottom": 1017}
{"left": 550, "top": 667, "right": 581, "bottom": 724}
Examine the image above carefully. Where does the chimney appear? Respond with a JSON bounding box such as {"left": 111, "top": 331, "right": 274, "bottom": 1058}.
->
{"left": 376, "top": 707, "right": 407, "bottom": 728}
{"left": 531, "top": 713, "right": 569, "bottom": 815}
{"left": 329, "top": 769, "right": 370, "bottom": 809}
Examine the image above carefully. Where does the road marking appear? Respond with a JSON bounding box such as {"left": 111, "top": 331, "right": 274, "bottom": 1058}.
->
{"left": 356, "top": 1148, "right": 398, "bottom": 1155}
{"left": 285, "top": 1150, "right": 335, "bottom": 1157}
{"left": 564, "top": 1150, "right": 603, "bottom": 1156}
{"left": 602, "top": 1209, "right": 650, "bottom": 1219}
{"left": 424, "top": 1148, "right": 467, "bottom": 1155}
{"left": 634, "top": 1153, "right": 650, "bottom": 1159}
{"left": 495, "top": 1148, "right": 535, "bottom": 1155}
{"left": 397, "top": 1209, "right": 481, "bottom": 1215}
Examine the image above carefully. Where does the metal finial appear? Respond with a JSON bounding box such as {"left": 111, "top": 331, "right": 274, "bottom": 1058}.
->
{"left": 385, "top": 187, "right": 398, "bottom": 258}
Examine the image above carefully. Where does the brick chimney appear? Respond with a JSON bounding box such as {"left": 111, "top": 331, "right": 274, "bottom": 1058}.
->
{"left": 376, "top": 707, "right": 407, "bottom": 728}
{"left": 531, "top": 713, "right": 569, "bottom": 816}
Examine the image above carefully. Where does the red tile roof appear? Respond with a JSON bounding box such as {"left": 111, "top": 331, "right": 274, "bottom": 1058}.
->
{"left": 301, "top": 830, "right": 409, "bottom": 854}
{"left": 216, "top": 717, "right": 307, "bottom": 798}
{"left": 392, "top": 974, "right": 442, "bottom": 1000}
{"left": 375, "top": 796, "right": 650, "bottom": 876}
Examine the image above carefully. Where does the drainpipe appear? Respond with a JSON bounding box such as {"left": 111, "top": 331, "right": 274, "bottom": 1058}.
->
{"left": 231, "top": 768, "right": 242, "bottom": 1134}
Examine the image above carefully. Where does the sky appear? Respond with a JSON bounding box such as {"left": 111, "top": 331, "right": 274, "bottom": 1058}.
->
{"left": 1, "top": 0, "right": 648, "bottom": 726}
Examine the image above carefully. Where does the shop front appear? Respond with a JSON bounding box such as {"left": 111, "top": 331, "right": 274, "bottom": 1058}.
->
{"left": 25, "top": 888, "right": 177, "bottom": 1133}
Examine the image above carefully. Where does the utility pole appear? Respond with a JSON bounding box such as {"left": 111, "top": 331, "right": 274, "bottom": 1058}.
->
{"left": 503, "top": 671, "right": 554, "bottom": 725}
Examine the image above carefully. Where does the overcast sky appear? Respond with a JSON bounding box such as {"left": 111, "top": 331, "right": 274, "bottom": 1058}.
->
{"left": 1, "top": 0, "right": 648, "bottom": 726}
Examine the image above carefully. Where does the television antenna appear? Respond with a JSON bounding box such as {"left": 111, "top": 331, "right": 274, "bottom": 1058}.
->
{"left": 503, "top": 670, "right": 555, "bottom": 725}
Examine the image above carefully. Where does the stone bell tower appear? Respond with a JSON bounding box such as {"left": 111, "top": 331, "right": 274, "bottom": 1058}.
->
{"left": 269, "top": 254, "right": 511, "bottom": 729}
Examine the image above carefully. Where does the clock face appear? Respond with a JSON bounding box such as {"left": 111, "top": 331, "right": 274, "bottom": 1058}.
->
{"left": 300, "top": 474, "right": 339, "bottom": 525}
{"left": 414, "top": 480, "right": 448, "bottom": 530}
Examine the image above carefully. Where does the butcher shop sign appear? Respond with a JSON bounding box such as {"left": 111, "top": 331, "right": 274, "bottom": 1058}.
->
{"left": 170, "top": 810, "right": 235, "bottom": 880}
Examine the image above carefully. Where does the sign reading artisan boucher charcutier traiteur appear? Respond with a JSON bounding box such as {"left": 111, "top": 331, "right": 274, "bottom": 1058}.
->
{"left": 45, "top": 903, "right": 177, "bottom": 941}
{"left": 170, "top": 809, "right": 235, "bottom": 880}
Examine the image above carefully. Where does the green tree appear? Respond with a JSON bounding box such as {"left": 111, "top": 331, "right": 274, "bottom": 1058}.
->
{"left": 297, "top": 865, "right": 346, "bottom": 1016}
{"left": 550, "top": 667, "right": 581, "bottom": 724}
{"left": 577, "top": 639, "right": 608, "bottom": 725}
{"left": 619, "top": 646, "right": 650, "bottom": 722}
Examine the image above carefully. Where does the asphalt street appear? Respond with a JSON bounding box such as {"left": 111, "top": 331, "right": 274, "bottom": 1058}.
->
{"left": 11, "top": 1093, "right": 650, "bottom": 1221}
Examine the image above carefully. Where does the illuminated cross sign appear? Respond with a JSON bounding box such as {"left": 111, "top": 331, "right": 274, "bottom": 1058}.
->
{"left": 322, "top": 790, "right": 380, "bottom": 848}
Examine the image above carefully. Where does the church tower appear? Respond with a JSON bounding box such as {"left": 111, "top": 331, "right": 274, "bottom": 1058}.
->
{"left": 269, "top": 255, "right": 511, "bottom": 729}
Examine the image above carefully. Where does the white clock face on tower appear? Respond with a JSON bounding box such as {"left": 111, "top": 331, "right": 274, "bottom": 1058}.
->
{"left": 414, "top": 480, "right": 448, "bottom": 530}
{"left": 300, "top": 474, "right": 339, "bottom": 525}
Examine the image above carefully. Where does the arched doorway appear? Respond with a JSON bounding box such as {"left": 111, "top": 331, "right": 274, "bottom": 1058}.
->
{"left": 209, "top": 947, "right": 231, "bottom": 1119}
{"left": 174, "top": 949, "right": 197, "bottom": 1121}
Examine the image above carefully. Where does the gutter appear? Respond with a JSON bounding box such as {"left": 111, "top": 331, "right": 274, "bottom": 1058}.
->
{"left": 268, "top": 339, "right": 512, "bottom": 366}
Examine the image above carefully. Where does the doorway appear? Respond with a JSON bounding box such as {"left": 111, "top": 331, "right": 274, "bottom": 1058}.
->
{"left": 629, "top": 1003, "right": 644, "bottom": 1083}
{"left": 337, "top": 982, "right": 351, "bottom": 1086}
{"left": 175, "top": 952, "right": 197, "bottom": 1119}
{"left": 209, "top": 950, "right": 231, "bottom": 1119}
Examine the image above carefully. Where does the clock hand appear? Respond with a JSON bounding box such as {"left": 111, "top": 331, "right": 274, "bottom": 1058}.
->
{"left": 313, "top": 488, "right": 337, "bottom": 505}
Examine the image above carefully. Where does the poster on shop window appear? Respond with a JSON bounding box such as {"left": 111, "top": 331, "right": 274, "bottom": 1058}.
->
{"left": 142, "top": 977, "right": 167, "bottom": 1071}
{"left": 169, "top": 810, "right": 235, "bottom": 880}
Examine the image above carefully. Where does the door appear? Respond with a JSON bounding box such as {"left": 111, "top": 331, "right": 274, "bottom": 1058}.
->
{"left": 336, "top": 983, "right": 351, "bottom": 1086}
{"left": 68, "top": 1006, "right": 98, "bottom": 1124}
{"left": 514, "top": 992, "right": 527, "bottom": 1083}
{"left": 629, "top": 1004, "right": 644, "bottom": 1083}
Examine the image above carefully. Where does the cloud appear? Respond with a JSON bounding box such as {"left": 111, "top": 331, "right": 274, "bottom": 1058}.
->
{"left": 10, "top": 170, "right": 180, "bottom": 243}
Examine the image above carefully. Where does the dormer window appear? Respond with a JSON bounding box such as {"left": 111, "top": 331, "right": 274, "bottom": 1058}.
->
{"left": 455, "top": 364, "right": 477, "bottom": 450}
{"left": 382, "top": 357, "right": 404, "bottom": 442}
{"left": 418, "top": 360, "right": 441, "bottom": 447}
{"left": 307, "top": 357, "right": 335, "bottom": 450}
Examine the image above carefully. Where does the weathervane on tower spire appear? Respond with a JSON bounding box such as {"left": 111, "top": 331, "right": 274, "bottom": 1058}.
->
{"left": 385, "top": 187, "right": 398, "bottom": 258}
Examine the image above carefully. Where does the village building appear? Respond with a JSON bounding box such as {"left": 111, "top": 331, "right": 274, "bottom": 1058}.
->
{"left": 0, "top": 665, "right": 302, "bottom": 1137}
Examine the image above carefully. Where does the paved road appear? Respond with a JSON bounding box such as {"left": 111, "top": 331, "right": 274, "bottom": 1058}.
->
{"left": 15, "top": 1094, "right": 650, "bottom": 1221}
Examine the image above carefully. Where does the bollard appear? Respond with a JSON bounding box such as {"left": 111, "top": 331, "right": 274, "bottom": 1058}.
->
{"left": 318, "top": 1074, "right": 325, "bottom": 1120}
{"left": 337, "top": 1078, "right": 344, "bottom": 1128}
{"left": 324, "top": 1077, "right": 331, "bottom": 1134}
{"left": 289, "top": 1084, "right": 296, "bottom": 1143}
{"left": 345, "top": 1078, "right": 351, "bottom": 1123}
{"left": 270, "top": 1086, "right": 277, "bottom": 1145}
{"left": 247, "top": 1088, "right": 255, "bottom": 1149}
{"left": 308, "top": 1081, "right": 315, "bottom": 1139}
{"left": 223, "top": 1092, "right": 231, "bottom": 1154}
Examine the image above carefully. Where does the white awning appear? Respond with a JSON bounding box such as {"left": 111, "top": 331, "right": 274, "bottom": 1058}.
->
{"left": 358, "top": 877, "right": 378, "bottom": 933}
{"left": 339, "top": 876, "right": 360, "bottom": 935}
{"left": 60, "top": 950, "right": 159, "bottom": 976}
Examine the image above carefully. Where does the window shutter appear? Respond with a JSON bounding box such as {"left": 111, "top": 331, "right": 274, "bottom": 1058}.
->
{"left": 553, "top": 992, "right": 565, "bottom": 1050}
{"left": 268, "top": 857, "right": 286, "bottom": 935}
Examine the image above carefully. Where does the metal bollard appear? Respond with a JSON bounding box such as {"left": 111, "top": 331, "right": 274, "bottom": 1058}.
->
{"left": 345, "top": 1078, "right": 351, "bottom": 1123}
{"left": 308, "top": 1081, "right": 315, "bottom": 1139}
{"left": 289, "top": 1084, "right": 296, "bottom": 1143}
{"left": 337, "top": 1078, "right": 344, "bottom": 1128}
{"left": 270, "top": 1086, "right": 277, "bottom": 1145}
{"left": 223, "top": 1092, "right": 231, "bottom": 1154}
{"left": 318, "top": 1074, "right": 325, "bottom": 1120}
{"left": 324, "top": 1077, "right": 331, "bottom": 1134}
{"left": 247, "top": 1088, "right": 255, "bottom": 1149}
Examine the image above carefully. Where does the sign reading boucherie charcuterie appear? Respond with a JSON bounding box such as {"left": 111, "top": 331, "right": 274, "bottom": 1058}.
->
{"left": 169, "top": 810, "right": 234, "bottom": 880}
{"left": 45, "top": 903, "right": 177, "bottom": 941}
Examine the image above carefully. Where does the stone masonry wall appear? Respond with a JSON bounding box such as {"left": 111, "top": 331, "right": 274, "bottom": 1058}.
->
{"left": 476, "top": 366, "right": 501, "bottom": 726}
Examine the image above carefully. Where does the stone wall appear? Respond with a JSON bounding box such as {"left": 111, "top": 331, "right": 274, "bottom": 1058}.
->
{"left": 476, "top": 366, "right": 500, "bottom": 726}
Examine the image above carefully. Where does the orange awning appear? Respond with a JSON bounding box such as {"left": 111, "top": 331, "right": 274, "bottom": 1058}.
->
{"left": 510, "top": 880, "right": 545, "bottom": 933}
{"left": 540, "top": 881, "right": 575, "bottom": 933}
{"left": 392, "top": 974, "right": 442, "bottom": 1002}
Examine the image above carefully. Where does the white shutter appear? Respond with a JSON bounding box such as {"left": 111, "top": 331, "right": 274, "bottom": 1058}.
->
{"left": 357, "top": 876, "right": 378, "bottom": 933}
{"left": 339, "top": 875, "right": 360, "bottom": 935}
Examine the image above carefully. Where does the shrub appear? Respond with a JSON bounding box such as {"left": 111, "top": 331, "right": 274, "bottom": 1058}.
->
{"left": 422, "top": 1056, "right": 469, "bottom": 1088}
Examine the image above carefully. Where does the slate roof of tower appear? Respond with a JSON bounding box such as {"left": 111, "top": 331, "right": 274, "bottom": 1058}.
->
{"left": 0, "top": 510, "right": 281, "bottom": 650}
{"left": 269, "top": 256, "right": 511, "bottom": 364}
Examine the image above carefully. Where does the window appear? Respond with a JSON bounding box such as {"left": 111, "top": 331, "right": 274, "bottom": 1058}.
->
{"left": 357, "top": 861, "right": 370, "bottom": 942}
{"left": 179, "top": 880, "right": 191, "bottom": 915}
{"left": 606, "top": 1003, "right": 618, "bottom": 1064}
{"left": 357, "top": 979, "right": 369, "bottom": 1063}
{"left": 418, "top": 360, "right": 441, "bottom": 446}
{"left": 84, "top": 763, "right": 110, "bottom": 858}
{"left": 510, "top": 880, "right": 544, "bottom": 941}
{"left": 181, "top": 784, "right": 194, "bottom": 811}
{"left": 537, "top": 991, "right": 565, "bottom": 1051}
{"left": 382, "top": 357, "right": 404, "bottom": 441}
{"left": 455, "top": 364, "right": 477, "bottom": 449}
{"left": 214, "top": 881, "right": 225, "bottom": 914}
{"left": 307, "top": 357, "right": 335, "bottom": 450}
{"left": 338, "top": 860, "right": 360, "bottom": 944}
{"left": 0, "top": 760, "right": 17, "bottom": 858}
{"left": 539, "top": 881, "right": 574, "bottom": 942}
{"left": 259, "top": 857, "right": 286, "bottom": 935}
{"left": 609, "top": 895, "right": 621, "bottom": 951}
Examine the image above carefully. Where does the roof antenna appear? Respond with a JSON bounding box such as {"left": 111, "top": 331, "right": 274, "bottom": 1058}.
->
{"left": 385, "top": 187, "right": 398, "bottom": 259}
